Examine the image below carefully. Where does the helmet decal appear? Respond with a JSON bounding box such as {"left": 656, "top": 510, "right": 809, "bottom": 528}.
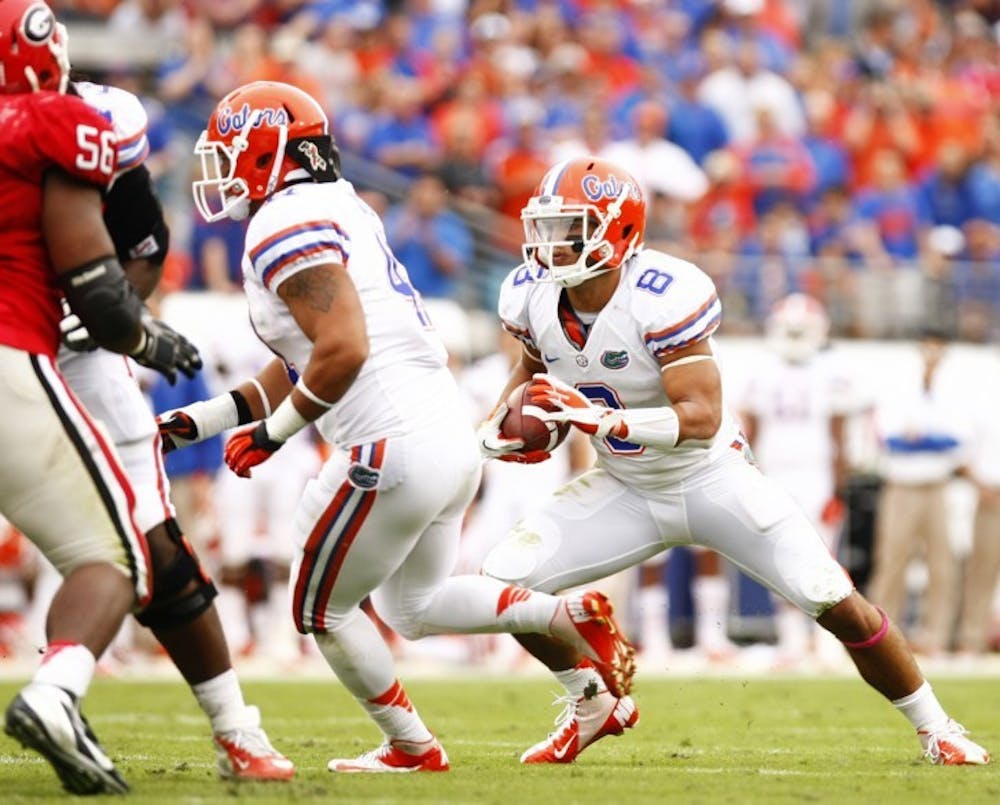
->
{"left": 216, "top": 102, "right": 289, "bottom": 136}
{"left": 22, "top": 4, "right": 55, "bottom": 44}
{"left": 581, "top": 173, "right": 640, "bottom": 203}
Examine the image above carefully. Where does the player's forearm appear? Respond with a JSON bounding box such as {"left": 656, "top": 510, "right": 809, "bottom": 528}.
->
{"left": 123, "top": 258, "right": 164, "bottom": 300}
{"left": 672, "top": 399, "right": 722, "bottom": 443}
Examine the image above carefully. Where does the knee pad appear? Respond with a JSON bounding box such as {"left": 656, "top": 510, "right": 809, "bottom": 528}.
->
{"left": 135, "top": 519, "right": 218, "bottom": 630}
{"left": 481, "top": 520, "right": 560, "bottom": 591}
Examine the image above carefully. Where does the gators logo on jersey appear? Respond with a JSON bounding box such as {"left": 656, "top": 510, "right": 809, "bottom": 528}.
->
{"left": 601, "top": 350, "right": 630, "bottom": 370}
{"left": 348, "top": 462, "right": 380, "bottom": 490}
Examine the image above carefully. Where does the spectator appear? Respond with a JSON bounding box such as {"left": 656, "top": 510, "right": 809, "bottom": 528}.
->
{"left": 188, "top": 213, "right": 246, "bottom": 293}
{"left": 854, "top": 149, "right": 923, "bottom": 262}
{"left": 843, "top": 82, "right": 923, "bottom": 189}
{"left": 484, "top": 97, "right": 550, "bottom": 223}
{"left": 383, "top": 172, "right": 473, "bottom": 300}
{"left": 667, "top": 53, "right": 729, "bottom": 166}
{"left": 601, "top": 100, "right": 709, "bottom": 203}
{"left": 366, "top": 75, "right": 439, "bottom": 178}
{"left": 736, "top": 103, "right": 816, "bottom": 215}
{"left": 867, "top": 330, "right": 967, "bottom": 656}
{"left": 801, "top": 88, "right": 851, "bottom": 206}
{"left": 918, "top": 141, "right": 995, "bottom": 229}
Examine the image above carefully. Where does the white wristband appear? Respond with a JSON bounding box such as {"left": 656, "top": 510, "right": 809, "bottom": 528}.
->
{"left": 264, "top": 395, "right": 310, "bottom": 443}
{"left": 249, "top": 378, "right": 272, "bottom": 417}
{"left": 295, "top": 378, "right": 336, "bottom": 409}
{"left": 615, "top": 407, "right": 681, "bottom": 450}
{"left": 181, "top": 393, "right": 240, "bottom": 442}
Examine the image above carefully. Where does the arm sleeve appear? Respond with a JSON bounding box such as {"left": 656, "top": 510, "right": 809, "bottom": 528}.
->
{"left": 103, "top": 164, "right": 169, "bottom": 265}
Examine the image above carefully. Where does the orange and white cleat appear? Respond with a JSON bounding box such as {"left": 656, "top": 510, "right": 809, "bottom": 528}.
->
{"left": 213, "top": 706, "right": 295, "bottom": 781}
{"left": 328, "top": 739, "right": 449, "bottom": 773}
{"left": 521, "top": 688, "right": 638, "bottom": 764}
{"left": 551, "top": 590, "right": 636, "bottom": 698}
{"left": 918, "top": 720, "right": 990, "bottom": 765}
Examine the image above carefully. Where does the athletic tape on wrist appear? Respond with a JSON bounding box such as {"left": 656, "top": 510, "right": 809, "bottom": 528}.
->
{"left": 264, "top": 395, "right": 310, "bottom": 443}
{"left": 229, "top": 390, "right": 253, "bottom": 425}
{"left": 295, "top": 378, "right": 336, "bottom": 409}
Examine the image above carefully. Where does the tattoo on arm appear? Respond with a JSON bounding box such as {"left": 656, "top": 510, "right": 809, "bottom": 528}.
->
{"left": 280, "top": 267, "right": 337, "bottom": 312}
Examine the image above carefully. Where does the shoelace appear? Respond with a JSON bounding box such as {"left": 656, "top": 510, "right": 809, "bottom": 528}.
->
{"left": 922, "top": 721, "right": 969, "bottom": 760}
{"left": 546, "top": 694, "right": 579, "bottom": 736}
{"left": 354, "top": 743, "right": 395, "bottom": 764}
{"left": 220, "top": 726, "right": 281, "bottom": 757}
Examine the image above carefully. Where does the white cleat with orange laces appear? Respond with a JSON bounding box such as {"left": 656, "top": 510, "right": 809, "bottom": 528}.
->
{"left": 213, "top": 706, "right": 295, "bottom": 781}
{"left": 328, "top": 739, "right": 449, "bottom": 773}
{"left": 918, "top": 720, "right": 990, "bottom": 765}
{"left": 521, "top": 688, "right": 639, "bottom": 764}
{"left": 550, "top": 591, "right": 636, "bottom": 699}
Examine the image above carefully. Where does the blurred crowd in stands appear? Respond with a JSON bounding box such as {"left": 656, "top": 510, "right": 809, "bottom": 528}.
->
{"left": 52, "top": 0, "right": 999, "bottom": 340}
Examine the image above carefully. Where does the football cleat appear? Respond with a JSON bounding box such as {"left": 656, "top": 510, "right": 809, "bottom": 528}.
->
{"left": 213, "top": 705, "right": 295, "bottom": 781}
{"left": 4, "top": 683, "right": 129, "bottom": 795}
{"left": 918, "top": 720, "right": 990, "bottom": 765}
{"left": 328, "top": 739, "right": 449, "bottom": 773}
{"left": 551, "top": 590, "right": 636, "bottom": 698}
{"left": 521, "top": 689, "right": 638, "bottom": 764}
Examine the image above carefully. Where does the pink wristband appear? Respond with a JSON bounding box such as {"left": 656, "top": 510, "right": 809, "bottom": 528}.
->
{"left": 842, "top": 606, "right": 889, "bottom": 650}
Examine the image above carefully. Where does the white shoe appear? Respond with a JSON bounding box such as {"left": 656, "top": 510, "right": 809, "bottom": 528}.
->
{"left": 328, "top": 738, "right": 449, "bottom": 772}
{"left": 520, "top": 688, "right": 638, "bottom": 764}
{"left": 918, "top": 719, "right": 990, "bottom": 765}
{"left": 4, "top": 683, "right": 129, "bottom": 794}
{"left": 214, "top": 705, "right": 295, "bottom": 781}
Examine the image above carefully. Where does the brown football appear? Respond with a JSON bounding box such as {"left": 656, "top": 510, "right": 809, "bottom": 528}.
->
{"left": 499, "top": 381, "right": 571, "bottom": 454}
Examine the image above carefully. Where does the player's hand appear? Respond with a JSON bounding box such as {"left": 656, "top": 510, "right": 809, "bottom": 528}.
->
{"left": 130, "top": 317, "right": 203, "bottom": 385}
{"left": 477, "top": 403, "right": 528, "bottom": 460}
{"left": 59, "top": 311, "right": 98, "bottom": 353}
{"left": 525, "top": 373, "right": 626, "bottom": 439}
{"left": 224, "top": 422, "right": 284, "bottom": 478}
{"left": 157, "top": 409, "right": 200, "bottom": 454}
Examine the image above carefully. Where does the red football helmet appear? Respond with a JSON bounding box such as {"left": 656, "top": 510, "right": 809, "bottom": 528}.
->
{"left": 0, "top": 0, "right": 70, "bottom": 94}
{"left": 193, "top": 81, "right": 338, "bottom": 222}
{"left": 521, "top": 156, "right": 646, "bottom": 287}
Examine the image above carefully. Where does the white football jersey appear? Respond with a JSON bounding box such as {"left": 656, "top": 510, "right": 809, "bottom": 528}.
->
{"left": 498, "top": 248, "right": 742, "bottom": 491}
{"left": 242, "top": 180, "right": 459, "bottom": 447}
{"left": 58, "top": 82, "right": 154, "bottom": 443}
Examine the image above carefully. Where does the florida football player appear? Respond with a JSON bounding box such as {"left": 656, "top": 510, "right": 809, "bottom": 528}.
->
{"left": 476, "top": 156, "right": 989, "bottom": 767}
{"left": 53, "top": 79, "right": 294, "bottom": 780}
{"left": 158, "top": 81, "right": 635, "bottom": 773}
{"left": 0, "top": 0, "right": 199, "bottom": 793}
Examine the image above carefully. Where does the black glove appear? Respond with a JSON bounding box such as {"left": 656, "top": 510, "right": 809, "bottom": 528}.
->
{"left": 130, "top": 318, "right": 203, "bottom": 384}
{"left": 157, "top": 410, "right": 198, "bottom": 454}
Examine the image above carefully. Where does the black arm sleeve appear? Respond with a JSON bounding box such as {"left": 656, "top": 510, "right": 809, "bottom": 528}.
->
{"left": 57, "top": 256, "right": 144, "bottom": 350}
{"left": 103, "top": 164, "right": 170, "bottom": 267}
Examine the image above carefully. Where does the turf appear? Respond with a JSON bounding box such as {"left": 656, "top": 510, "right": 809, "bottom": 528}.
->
{"left": 1, "top": 675, "right": 997, "bottom": 804}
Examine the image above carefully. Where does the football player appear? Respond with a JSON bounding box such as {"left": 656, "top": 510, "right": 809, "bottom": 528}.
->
{"left": 53, "top": 78, "right": 294, "bottom": 780}
{"left": 157, "top": 81, "right": 635, "bottom": 773}
{"left": 0, "top": 0, "right": 199, "bottom": 793}
{"left": 476, "top": 156, "right": 989, "bottom": 767}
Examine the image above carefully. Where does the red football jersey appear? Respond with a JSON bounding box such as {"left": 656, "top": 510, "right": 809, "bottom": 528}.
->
{"left": 0, "top": 91, "right": 117, "bottom": 356}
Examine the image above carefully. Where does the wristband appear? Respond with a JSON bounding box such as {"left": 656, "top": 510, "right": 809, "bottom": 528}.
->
{"left": 295, "top": 378, "right": 336, "bottom": 409}
{"left": 614, "top": 407, "right": 681, "bottom": 450}
{"left": 263, "top": 395, "right": 311, "bottom": 443}
{"left": 230, "top": 389, "right": 254, "bottom": 425}
{"left": 248, "top": 378, "right": 271, "bottom": 417}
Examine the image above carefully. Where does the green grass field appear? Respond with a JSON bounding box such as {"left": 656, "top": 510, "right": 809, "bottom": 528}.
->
{"left": 1, "top": 675, "right": 998, "bottom": 804}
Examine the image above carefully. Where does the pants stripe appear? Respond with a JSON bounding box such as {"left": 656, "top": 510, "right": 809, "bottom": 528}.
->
{"left": 30, "top": 354, "right": 150, "bottom": 603}
{"left": 293, "top": 440, "right": 386, "bottom": 633}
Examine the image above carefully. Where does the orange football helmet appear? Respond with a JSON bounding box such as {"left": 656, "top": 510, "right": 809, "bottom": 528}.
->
{"left": 521, "top": 156, "right": 646, "bottom": 287}
{"left": 193, "top": 81, "right": 339, "bottom": 222}
{"left": 0, "top": 0, "right": 70, "bottom": 94}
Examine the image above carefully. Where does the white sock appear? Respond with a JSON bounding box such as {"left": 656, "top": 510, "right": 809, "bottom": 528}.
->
{"left": 693, "top": 575, "right": 730, "bottom": 653}
{"left": 554, "top": 662, "right": 604, "bottom": 699}
{"left": 33, "top": 642, "right": 95, "bottom": 700}
{"left": 360, "top": 680, "right": 434, "bottom": 745}
{"left": 191, "top": 668, "right": 249, "bottom": 733}
{"left": 892, "top": 681, "right": 949, "bottom": 731}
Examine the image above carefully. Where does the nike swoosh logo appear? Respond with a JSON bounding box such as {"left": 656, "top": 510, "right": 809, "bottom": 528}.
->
{"left": 234, "top": 757, "right": 251, "bottom": 770}
{"left": 552, "top": 738, "right": 575, "bottom": 760}
{"left": 543, "top": 354, "right": 559, "bottom": 363}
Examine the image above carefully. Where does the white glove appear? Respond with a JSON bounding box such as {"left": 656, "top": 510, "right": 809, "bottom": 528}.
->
{"left": 476, "top": 403, "right": 525, "bottom": 460}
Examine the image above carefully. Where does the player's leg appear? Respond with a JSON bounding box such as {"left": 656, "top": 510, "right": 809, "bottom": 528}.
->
{"left": 0, "top": 350, "right": 144, "bottom": 794}
{"left": 116, "top": 436, "right": 294, "bottom": 781}
{"left": 689, "top": 452, "right": 989, "bottom": 766}
{"left": 956, "top": 499, "right": 1000, "bottom": 653}
{"left": 481, "top": 468, "right": 665, "bottom": 763}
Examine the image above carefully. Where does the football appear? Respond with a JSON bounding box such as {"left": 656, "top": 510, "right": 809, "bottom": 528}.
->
{"left": 499, "top": 381, "right": 571, "bottom": 454}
